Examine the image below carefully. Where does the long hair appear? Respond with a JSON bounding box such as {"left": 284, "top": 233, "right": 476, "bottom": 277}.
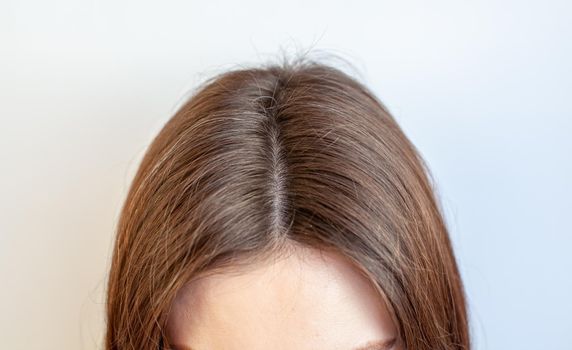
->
{"left": 105, "top": 55, "right": 471, "bottom": 350}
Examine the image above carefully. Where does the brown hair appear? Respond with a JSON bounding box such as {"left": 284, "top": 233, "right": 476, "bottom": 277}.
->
{"left": 105, "top": 54, "right": 471, "bottom": 350}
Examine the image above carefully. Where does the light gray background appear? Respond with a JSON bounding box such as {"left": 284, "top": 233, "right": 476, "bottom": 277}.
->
{"left": 1, "top": 1, "right": 570, "bottom": 349}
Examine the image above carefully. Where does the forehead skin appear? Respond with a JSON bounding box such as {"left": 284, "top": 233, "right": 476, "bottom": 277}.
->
{"left": 165, "top": 246, "right": 399, "bottom": 350}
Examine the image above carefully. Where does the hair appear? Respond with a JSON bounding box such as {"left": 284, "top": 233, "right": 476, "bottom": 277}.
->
{"left": 105, "top": 54, "right": 471, "bottom": 350}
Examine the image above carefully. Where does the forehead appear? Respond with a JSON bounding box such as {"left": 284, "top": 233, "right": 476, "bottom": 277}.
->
{"left": 165, "top": 247, "right": 396, "bottom": 350}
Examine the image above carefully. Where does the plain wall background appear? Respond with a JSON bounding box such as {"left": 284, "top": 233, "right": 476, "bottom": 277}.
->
{"left": 1, "top": 1, "right": 570, "bottom": 349}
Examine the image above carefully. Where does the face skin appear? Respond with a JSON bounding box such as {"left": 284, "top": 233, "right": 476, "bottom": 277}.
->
{"left": 165, "top": 245, "right": 402, "bottom": 350}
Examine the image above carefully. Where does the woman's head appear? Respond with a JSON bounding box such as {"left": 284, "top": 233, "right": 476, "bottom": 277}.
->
{"left": 105, "top": 56, "right": 470, "bottom": 350}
